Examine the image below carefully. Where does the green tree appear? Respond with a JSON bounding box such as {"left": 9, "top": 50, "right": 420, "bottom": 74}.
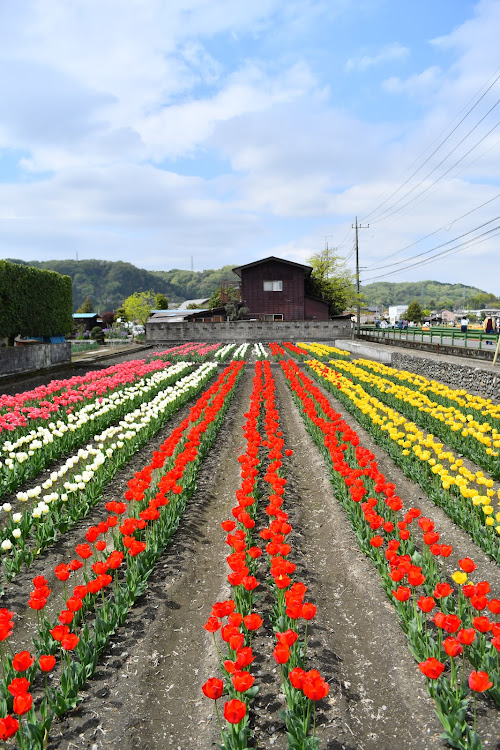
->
{"left": 123, "top": 290, "right": 156, "bottom": 327}
{"left": 306, "top": 249, "right": 355, "bottom": 316}
{"left": 404, "top": 300, "right": 423, "bottom": 323}
{"left": 77, "top": 296, "right": 94, "bottom": 313}
{"left": 155, "top": 293, "right": 169, "bottom": 310}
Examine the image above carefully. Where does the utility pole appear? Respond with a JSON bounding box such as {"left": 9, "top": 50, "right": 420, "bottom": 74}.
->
{"left": 352, "top": 217, "right": 369, "bottom": 337}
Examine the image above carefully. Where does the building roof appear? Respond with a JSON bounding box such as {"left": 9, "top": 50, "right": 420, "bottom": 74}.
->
{"left": 73, "top": 313, "right": 98, "bottom": 319}
{"left": 149, "top": 309, "right": 210, "bottom": 323}
{"left": 232, "top": 256, "right": 313, "bottom": 278}
{"left": 177, "top": 297, "right": 211, "bottom": 310}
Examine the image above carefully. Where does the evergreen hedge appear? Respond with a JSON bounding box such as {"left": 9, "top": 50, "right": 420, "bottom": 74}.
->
{"left": 0, "top": 261, "right": 73, "bottom": 342}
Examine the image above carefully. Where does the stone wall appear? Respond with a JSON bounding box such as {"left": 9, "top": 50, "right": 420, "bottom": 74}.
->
{"left": 391, "top": 352, "right": 499, "bottom": 399}
{"left": 147, "top": 319, "right": 352, "bottom": 344}
{"left": 0, "top": 343, "right": 71, "bottom": 377}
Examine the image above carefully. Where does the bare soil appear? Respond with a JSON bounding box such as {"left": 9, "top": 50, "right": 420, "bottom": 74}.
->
{"left": 1, "top": 356, "right": 499, "bottom": 749}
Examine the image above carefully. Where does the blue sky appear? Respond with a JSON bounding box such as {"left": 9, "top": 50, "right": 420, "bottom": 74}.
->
{"left": 0, "top": 0, "right": 499, "bottom": 293}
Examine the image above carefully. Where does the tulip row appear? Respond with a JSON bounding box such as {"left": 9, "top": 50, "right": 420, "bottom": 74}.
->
{"left": 257, "top": 361, "right": 328, "bottom": 749}
{"left": 0, "top": 356, "right": 173, "bottom": 440}
{"left": 0, "top": 361, "right": 245, "bottom": 747}
{"left": 0, "top": 361, "right": 198, "bottom": 499}
{"left": 202, "top": 363, "right": 264, "bottom": 750}
{"left": 251, "top": 343, "right": 268, "bottom": 359}
{"left": 281, "top": 358, "right": 499, "bottom": 750}
{"left": 203, "top": 361, "right": 328, "bottom": 749}
{"left": 326, "top": 357, "right": 500, "bottom": 477}
{"left": 0, "top": 364, "right": 217, "bottom": 587}
{"left": 305, "top": 359, "right": 500, "bottom": 562}
{"left": 353, "top": 357, "right": 500, "bottom": 429}
{"left": 152, "top": 342, "right": 222, "bottom": 362}
{"left": 296, "top": 342, "right": 351, "bottom": 360}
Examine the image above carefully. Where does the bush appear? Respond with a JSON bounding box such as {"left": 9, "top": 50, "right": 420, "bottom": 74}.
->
{"left": 0, "top": 261, "right": 73, "bottom": 344}
{"left": 90, "top": 326, "right": 105, "bottom": 345}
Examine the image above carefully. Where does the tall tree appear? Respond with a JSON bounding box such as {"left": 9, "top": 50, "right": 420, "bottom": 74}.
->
{"left": 306, "top": 249, "right": 355, "bottom": 316}
{"left": 77, "top": 296, "right": 94, "bottom": 313}
{"left": 155, "top": 293, "right": 169, "bottom": 309}
{"left": 123, "top": 291, "right": 156, "bottom": 327}
{"left": 404, "top": 300, "right": 423, "bottom": 323}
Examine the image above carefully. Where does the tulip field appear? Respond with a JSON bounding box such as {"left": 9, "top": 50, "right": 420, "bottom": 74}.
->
{"left": 0, "top": 343, "right": 498, "bottom": 749}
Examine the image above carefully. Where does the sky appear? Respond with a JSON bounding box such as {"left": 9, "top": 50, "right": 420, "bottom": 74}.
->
{"left": 1, "top": 0, "right": 500, "bottom": 293}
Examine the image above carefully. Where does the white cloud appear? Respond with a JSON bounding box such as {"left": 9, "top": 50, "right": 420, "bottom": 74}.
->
{"left": 346, "top": 42, "right": 409, "bottom": 73}
{"left": 382, "top": 66, "right": 442, "bottom": 96}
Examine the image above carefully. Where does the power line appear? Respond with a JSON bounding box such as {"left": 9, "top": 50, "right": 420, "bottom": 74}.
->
{"left": 361, "top": 66, "right": 500, "bottom": 223}
{"left": 362, "top": 223, "right": 500, "bottom": 283}
{"left": 364, "top": 192, "right": 500, "bottom": 269}
{"left": 366, "top": 212, "right": 500, "bottom": 272}
{"left": 369, "top": 99, "right": 500, "bottom": 224}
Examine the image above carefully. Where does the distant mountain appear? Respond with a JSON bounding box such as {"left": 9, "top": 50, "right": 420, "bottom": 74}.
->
{"left": 4, "top": 259, "right": 499, "bottom": 313}
{"left": 360, "top": 280, "right": 500, "bottom": 312}
{"left": 4, "top": 259, "right": 236, "bottom": 312}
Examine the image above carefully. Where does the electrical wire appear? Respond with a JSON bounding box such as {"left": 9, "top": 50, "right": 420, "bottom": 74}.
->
{"left": 369, "top": 102, "right": 500, "bottom": 224}
{"left": 366, "top": 212, "right": 500, "bottom": 272}
{"left": 361, "top": 66, "right": 500, "bottom": 223}
{"left": 362, "top": 224, "right": 500, "bottom": 282}
{"left": 364, "top": 192, "right": 500, "bottom": 269}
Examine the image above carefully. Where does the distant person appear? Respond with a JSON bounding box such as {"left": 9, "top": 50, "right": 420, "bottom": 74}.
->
{"left": 483, "top": 317, "right": 494, "bottom": 344}
{"left": 484, "top": 317, "right": 493, "bottom": 333}
{"left": 461, "top": 316, "right": 468, "bottom": 333}
{"left": 380, "top": 320, "right": 388, "bottom": 329}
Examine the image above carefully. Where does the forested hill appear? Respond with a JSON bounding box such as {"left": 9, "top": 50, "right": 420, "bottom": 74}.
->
{"left": 4, "top": 258, "right": 498, "bottom": 313}
{"left": 361, "top": 280, "right": 499, "bottom": 311}
{"left": 4, "top": 259, "right": 236, "bottom": 312}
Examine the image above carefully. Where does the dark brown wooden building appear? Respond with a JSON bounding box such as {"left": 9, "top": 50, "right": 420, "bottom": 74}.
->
{"left": 232, "top": 257, "right": 329, "bottom": 321}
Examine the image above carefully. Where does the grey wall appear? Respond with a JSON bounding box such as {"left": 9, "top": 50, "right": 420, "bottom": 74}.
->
{"left": 0, "top": 343, "right": 71, "bottom": 377}
{"left": 147, "top": 319, "right": 352, "bottom": 344}
{"left": 390, "top": 352, "right": 499, "bottom": 399}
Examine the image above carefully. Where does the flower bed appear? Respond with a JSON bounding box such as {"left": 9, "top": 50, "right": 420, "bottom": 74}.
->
{"left": 304, "top": 359, "right": 500, "bottom": 560}
{"left": 324, "top": 357, "right": 500, "bottom": 477}
{"left": 0, "top": 362, "right": 244, "bottom": 747}
{"left": 203, "top": 361, "right": 328, "bottom": 749}
{"left": 281, "top": 358, "right": 499, "bottom": 750}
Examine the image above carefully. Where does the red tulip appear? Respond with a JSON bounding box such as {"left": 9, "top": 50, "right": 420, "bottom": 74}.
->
{"left": 0, "top": 715, "right": 19, "bottom": 740}
{"left": 392, "top": 586, "right": 411, "bottom": 602}
{"left": 273, "top": 643, "right": 290, "bottom": 664}
{"left": 419, "top": 658, "right": 445, "bottom": 680}
{"left": 12, "top": 651, "right": 34, "bottom": 672}
{"left": 468, "top": 671, "right": 492, "bottom": 692}
{"left": 39, "top": 655, "right": 56, "bottom": 672}
{"left": 202, "top": 677, "right": 223, "bottom": 700}
{"left": 13, "top": 693, "right": 32, "bottom": 715}
{"left": 457, "top": 628, "right": 476, "bottom": 645}
{"left": 231, "top": 670, "right": 254, "bottom": 693}
{"left": 8, "top": 678, "right": 30, "bottom": 697}
{"left": 223, "top": 698, "right": 246, "bottom": 724}
{"left": 443, "top": 637, "right": 463, "bottom": 658}
{"left": 458, "top": 557, "right": 476, "bottom": 573}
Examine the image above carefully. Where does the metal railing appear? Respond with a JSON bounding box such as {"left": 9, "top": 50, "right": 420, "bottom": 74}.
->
{"left": 358, "top": 325, "right": 499, "bottom": 351}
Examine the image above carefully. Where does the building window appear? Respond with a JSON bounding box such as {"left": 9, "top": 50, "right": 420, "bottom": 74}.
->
{"left": 263, "top": 280, "right": 283, "bottom": 291}
{"left": 262, "top": 314, "right": 283, "bottom": 321}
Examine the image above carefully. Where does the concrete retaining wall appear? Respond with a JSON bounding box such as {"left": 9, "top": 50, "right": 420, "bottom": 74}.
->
{"left": 358, "top": 333, "right": 495, "bottom": 362}
{"left": 334, "top": 339, "right": 393, "bottom": 364}
{"left": 391, "top": 352, "right": 499, "bottom": 399}
{"left": 0, "top": 343, "right": 71, "bottom": 377}
{"left": 147, "top": 319, "right": 352, "bottom": 344}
